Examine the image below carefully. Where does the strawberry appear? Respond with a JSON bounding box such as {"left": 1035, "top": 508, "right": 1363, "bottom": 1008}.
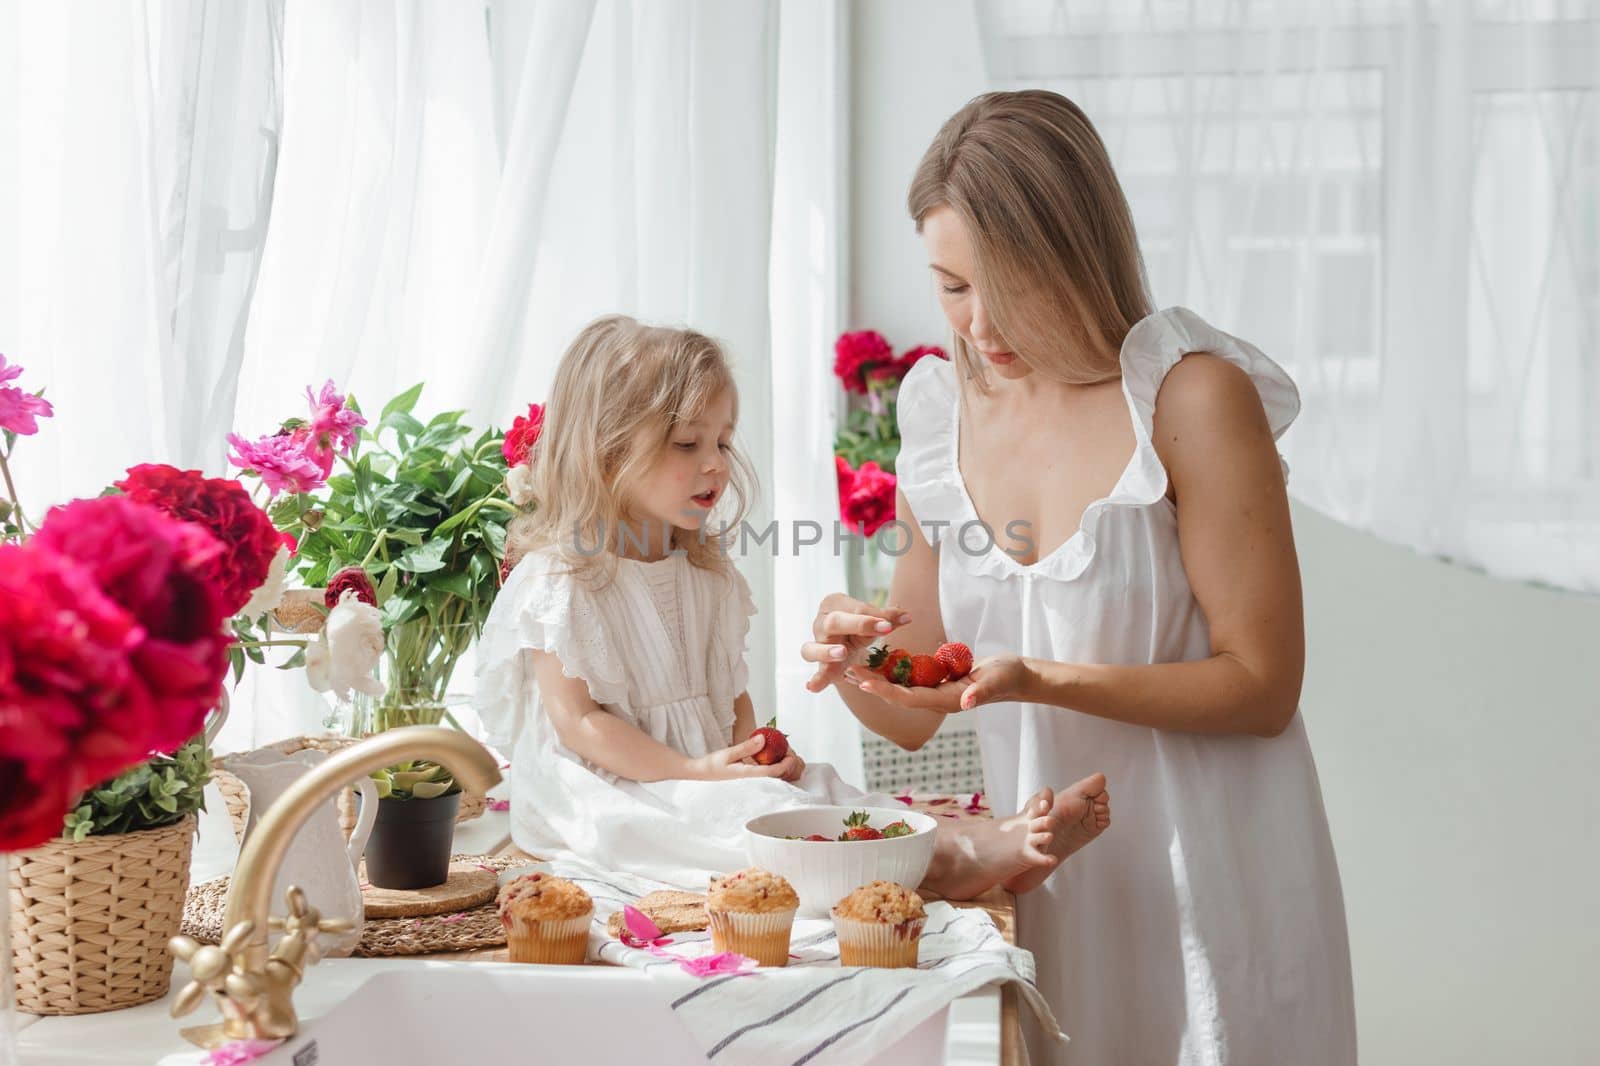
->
{"left": 865, "top": 644, "right": 911, "bottom": 680}
{"left": 750, "top": 721, "right": 789, "bottom": 766}
{"left": 881, "top": 820, "right": 914, "bottom": 838}
{"left": 934, "top": 642, "right": 973, "bottom": 680}
{"left": 839, "top": 810, "right": 884, "bottom": 842}
{"left": 892, "top": 654, "right": 949, "bottom": 688}
{"left": 803, "top": 834, "right": 832, "bottom": 842}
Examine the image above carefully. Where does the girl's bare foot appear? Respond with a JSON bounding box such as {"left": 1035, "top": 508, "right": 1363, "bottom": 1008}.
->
{"left": 923, "top": 773, "right": 1111, "bottom": 900}
{"left": 1001, "top": 773, "right": 1110, "bottom": 894}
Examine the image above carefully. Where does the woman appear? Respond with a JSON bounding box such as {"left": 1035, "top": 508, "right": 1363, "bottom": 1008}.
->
{"left": 802, "top": 91, "right": 1356, "bottom": 1065}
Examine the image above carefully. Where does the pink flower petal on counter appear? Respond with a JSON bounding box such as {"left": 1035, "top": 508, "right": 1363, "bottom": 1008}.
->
{"left": 487, "top": 798, "right": 510, "bottom": 812}
{"left": 438, "top": 912, "right": 467, "bottom": 923}
{"left": 925, "top": 797, "right": 954, "bottom": 805}
{"left": 204, "top": 1039, "right": 284, "bottom": 1065}
{"left": 893, "top": 794, "right": 914, "bottom": 806}
{"left": 623, "top": 904, "right": 664, "bottom": 942}
{"left": 676, "top": 952, "right": 757, "bottom": 978}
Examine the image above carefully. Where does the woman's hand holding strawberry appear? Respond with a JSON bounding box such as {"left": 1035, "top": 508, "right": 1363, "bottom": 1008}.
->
{"left": 844, "top": 643, "right": 1035, "bottom": 715}
{"left": 802, "top": 593, "right": 913, "bottom": 692}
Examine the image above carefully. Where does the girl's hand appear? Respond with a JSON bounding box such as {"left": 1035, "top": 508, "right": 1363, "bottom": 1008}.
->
{"left": 842, "top": 666, "right": 973, "bottom": 715}
{"left": 801, "top": 593, "right": 913, "bottom": 693}
{"left": 958, "top": 655, "right": 1035, "bottom": 710}
{"left": 694, "top": 735, "right": 800, "bottom": 781}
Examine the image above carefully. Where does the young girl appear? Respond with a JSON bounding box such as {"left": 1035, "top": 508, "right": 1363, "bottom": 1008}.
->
{"left": 473, "top": 314, "right": 1110, "bottom": 893}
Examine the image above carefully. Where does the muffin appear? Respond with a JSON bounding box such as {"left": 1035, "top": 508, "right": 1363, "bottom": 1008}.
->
{"left": 706, "top": 868, "right": 799, "bottom": 967}
{"left": 497, "top": 872, "right": 593, "bottom": 965}
{"left": 830, "top": 881, "right": 926, "bottom": 968}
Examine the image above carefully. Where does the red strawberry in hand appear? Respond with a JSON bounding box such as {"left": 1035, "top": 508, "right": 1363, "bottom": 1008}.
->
{"left": 840, "top": 810, "right": 884, "bottom": 841}
{"left": 865, "top": 644, "right": 911, "bottom": 680}
{"left": 750, "top": 721, "right": 789, "bottom": 766}
{"left": 892, "top": 654, "right": 949, "bottom": 688}
{"left": 934, "top": 642, "right": 973, "bottom": 680}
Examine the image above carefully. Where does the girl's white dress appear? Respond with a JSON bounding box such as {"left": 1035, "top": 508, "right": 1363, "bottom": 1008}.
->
{"left": 895, "top": 307, "right": 1357, "bottom": 1066}
{"left": 474, "top": 547, "right": 885, "bottom": 889}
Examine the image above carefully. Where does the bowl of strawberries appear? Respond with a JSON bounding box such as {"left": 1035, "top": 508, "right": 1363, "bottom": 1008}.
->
{"left": 743, "top": 805, "right": 939, "bottom": 917}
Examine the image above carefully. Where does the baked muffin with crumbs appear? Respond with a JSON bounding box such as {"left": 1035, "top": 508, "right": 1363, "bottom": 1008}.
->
{"left": 705, "top": 868, "right": 799, "bottom": 967}
{"left": 497, "top": 872, "right": 593, "bottom": 965}
{"left": 830, "top": 880, "right": 927, "bottom": 968}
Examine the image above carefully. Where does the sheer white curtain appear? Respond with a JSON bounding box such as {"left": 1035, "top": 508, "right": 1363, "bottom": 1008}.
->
{"left": 1, "top": 0, "right": 858, "bottom": 762}
{"left": 0, "top": 0, "right": 283, "bottom": 501}
{"left": 979, "top": 0, "right": 1600, "bottom": 593}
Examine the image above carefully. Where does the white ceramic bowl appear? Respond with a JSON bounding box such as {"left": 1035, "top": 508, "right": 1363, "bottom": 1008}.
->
{"left": 743, "top": 805, "right": 938, "bottom": 918}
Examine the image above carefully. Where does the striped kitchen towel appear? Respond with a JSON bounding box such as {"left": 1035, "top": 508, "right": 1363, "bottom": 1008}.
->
{"left": 501, "top": 859, "right": 1065, "bottom": 1066}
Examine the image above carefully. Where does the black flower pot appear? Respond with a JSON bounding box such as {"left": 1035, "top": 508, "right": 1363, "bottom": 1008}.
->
{"left": 362, "top": 791, "right": 461, "bottom": 890}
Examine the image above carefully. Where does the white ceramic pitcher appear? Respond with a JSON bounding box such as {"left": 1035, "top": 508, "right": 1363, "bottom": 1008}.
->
{"left": 221, "top": 747, "right": 379, "bottom": 958}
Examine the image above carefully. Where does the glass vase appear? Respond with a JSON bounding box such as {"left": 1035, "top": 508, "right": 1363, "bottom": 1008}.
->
{"left": 347, "top": 618, "right": 476, "bottom": 735}
{"left": 846, "top": 532, "right": 896, "bottom": 607}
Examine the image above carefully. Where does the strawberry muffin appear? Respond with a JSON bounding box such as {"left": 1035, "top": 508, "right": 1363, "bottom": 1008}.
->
{"left": 497, "top": 872, "right": 593, "bottom": 965}
{"left": 830, "top": 881, "right": 926, "bottom": 968}
{"left": 706, "top": 868, "right": 799, "bottom": 967}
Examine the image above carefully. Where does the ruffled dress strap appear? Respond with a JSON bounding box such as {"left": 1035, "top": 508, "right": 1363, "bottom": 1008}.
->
{"left": 894, "top": 355, "right": 967, "bottom": 545}
{"left": 1118, "top": 306, "right": 1302, "bottom": 503}
{"left": 705, "top": 562, "right": 757, "bottom": 735}
{"left": 471, "top": 547, "right": 630, "bottom": 754}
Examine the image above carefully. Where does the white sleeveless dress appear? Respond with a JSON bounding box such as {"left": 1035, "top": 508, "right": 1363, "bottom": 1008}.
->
{"left": 896, "top": 307, "right": 1357, "bottom": 1066}
{"left": 473, "top": 546, "right": 887, "bottom": 888}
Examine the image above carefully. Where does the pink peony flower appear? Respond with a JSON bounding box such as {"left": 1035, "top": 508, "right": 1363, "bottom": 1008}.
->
{"left": 304, "top": 380, "right": 366, "bottom": 458}
{"left": 835, "top": 455, "right": 855, "bottom": 506}
{"left": 841, "top": 460, "right": 896, "bottom": 537}
{"left": 502, "top": 403, "right": 545, "bottom": 468}
{"left": 833, "top": 331, "right": 895, "bottom": 395}
{"left": 0, "top": 353, "right": 54, "bottom": 436}
{"left": 227, "top": 429, "right": 330, "bottom": 497}
{"left": 203, "top": 1039, "right": 284, "bottom": 1065}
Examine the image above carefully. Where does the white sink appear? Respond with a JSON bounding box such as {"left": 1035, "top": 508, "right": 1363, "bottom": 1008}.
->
{"left": 250, "top": 962, "right": 1000, "bottom": 1065}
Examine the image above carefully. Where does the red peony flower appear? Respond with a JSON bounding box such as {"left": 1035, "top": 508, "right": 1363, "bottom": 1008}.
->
{"left": 325, "top": 566, "right": 377, "bottom": 609}
{"left": 28, "top": 496, "right": 233, "bottom": 761}
{"left": 836, "top": 455, "right": 855, "bottom": 506}
{"left": 898, "top": 345, "right": 947, "bottom": 371}
{"left": 502, "top": 403, "right": 545, "bottom": 467}
{"left": 116, "top": 464, "right": 284, "bottom": 617}
{"left": 832, "top": 331, "right": 895, "bottom": 395}
{"left": 841, "top": 461, "right": 896, "bottom": 537}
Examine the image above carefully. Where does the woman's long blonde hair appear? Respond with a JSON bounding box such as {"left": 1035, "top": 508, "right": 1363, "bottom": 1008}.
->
{"left": 504, "top": 315, "right": 755, "bottom": 585}
{"left": 907, "top": 90, "right": 1153, "bottom": 387}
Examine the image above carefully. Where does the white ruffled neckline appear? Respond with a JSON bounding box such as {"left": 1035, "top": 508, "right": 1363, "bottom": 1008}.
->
{"left": 901, "top": 306, "right": 1300, "bottom": 583}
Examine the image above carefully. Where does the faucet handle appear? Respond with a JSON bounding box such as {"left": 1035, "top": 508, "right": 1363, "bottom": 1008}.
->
{"left": 168, "top": 921, "right": 264, "bottom": 1020}
{"left": 268, "top": 885, "right": 357, "bottom": 967}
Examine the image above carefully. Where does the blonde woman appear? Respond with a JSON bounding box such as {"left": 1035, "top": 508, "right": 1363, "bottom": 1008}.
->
{"left": 475, "top": 314, "right": 1110, "bottom": 894}
{"left": 802, "top": 92, "right": 1356, "bottom": 1064}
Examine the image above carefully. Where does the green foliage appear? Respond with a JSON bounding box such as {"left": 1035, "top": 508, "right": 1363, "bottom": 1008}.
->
{"left": 833, "top": 401, "right": 900, "bottom": 473}
{"left": 370, "top": 759, "right": 460, "bottom": 801}
{"left": 62, "top": 738, "right": 210, "bottom": 840}
{"left": 238, "top": 384, "right": 519, "bottom": 720}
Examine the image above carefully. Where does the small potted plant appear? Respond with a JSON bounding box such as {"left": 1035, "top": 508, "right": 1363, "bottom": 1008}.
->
{"left": 362, "top": 759, "right": 462, "bottom": 890}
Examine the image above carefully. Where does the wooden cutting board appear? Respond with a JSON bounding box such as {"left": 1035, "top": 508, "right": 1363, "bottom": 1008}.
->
{"left": 361, "top": 861, "right": 499, "bottom": 918}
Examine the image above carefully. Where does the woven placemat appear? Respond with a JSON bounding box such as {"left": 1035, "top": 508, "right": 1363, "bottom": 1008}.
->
{"left": 180, "top": 853, "right": 526, "bottom": 957}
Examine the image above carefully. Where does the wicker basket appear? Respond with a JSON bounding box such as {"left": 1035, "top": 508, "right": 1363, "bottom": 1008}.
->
{"left": 8, "top": 815, "right": 197, "bottom": 1015}
{"left": 212, "top": 736, "right": 487, "bottom": 842}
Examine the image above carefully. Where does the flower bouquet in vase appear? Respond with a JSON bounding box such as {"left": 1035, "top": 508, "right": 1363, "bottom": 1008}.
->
{"left": 831, "top": 332, "right": 946, "bottom": 603}
{"left": 228, "top": 383, "right": 526, "bottom": 736}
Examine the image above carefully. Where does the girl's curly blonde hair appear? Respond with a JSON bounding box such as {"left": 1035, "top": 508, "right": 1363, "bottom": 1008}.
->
{"left": 503, "top": 315, "right": 756, "bottom": 586}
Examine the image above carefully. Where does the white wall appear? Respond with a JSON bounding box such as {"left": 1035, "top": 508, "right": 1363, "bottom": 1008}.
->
{"left": 850, "top": 2, "right": 1600, "bottom": 1063}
